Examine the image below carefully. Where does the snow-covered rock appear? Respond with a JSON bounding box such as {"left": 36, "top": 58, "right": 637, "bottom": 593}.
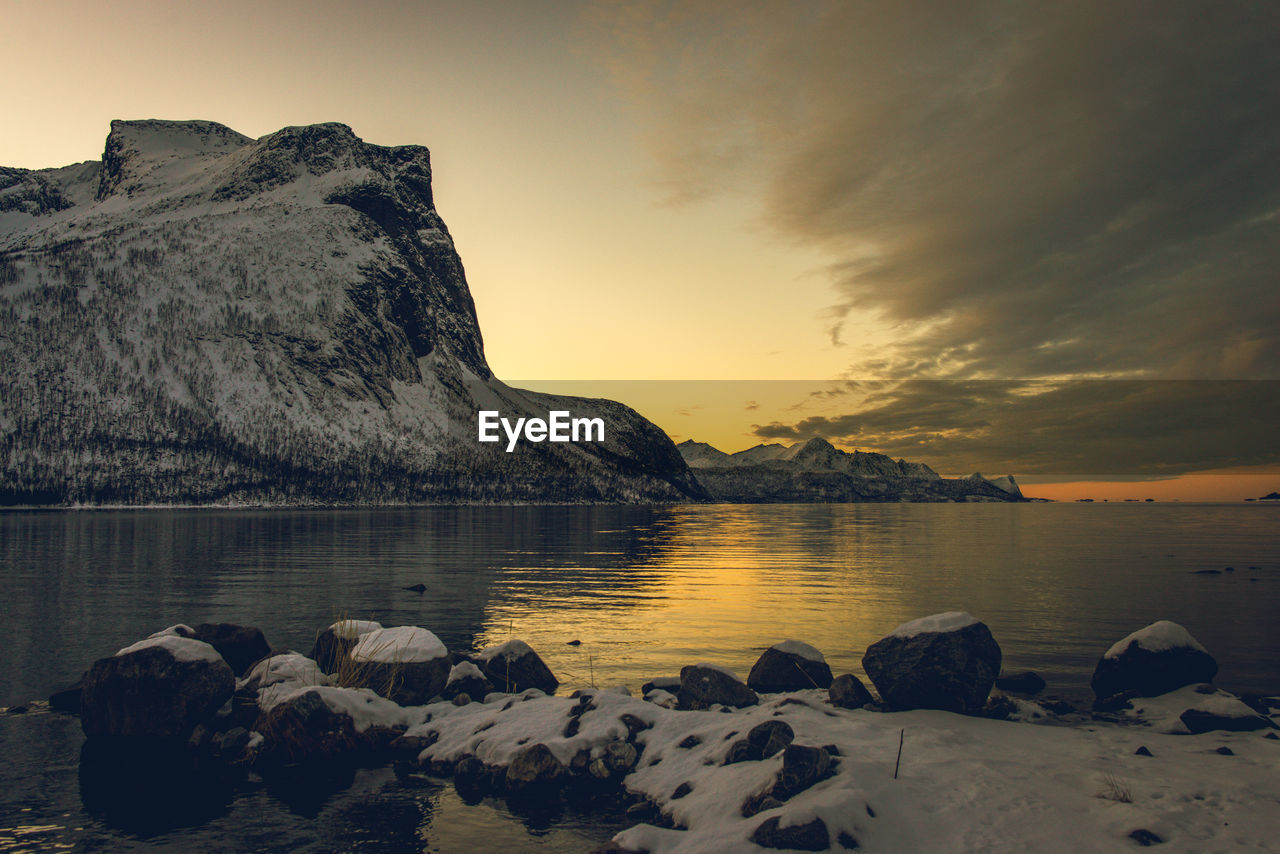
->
{"left": 311, "top": 619, "right": 383, "bottom": 673}
{"left": 476, "top": 639, "right": 558, "bottom": 695}
{"left": 678, "top": 663, "right": 758, "bottom": 710}
{"left": 349, "top": 626, "right": 450, "bottom": 705}
{"left": 747, "top": 641, "right": 834, "bottom": 692}
{"left": 442, "top": 660, "right": 492, "bottom": 702}
{"left": 253, "top": 684, "right": 425, "bottom": 762}
{"left": 82, "top": 634, "right": 235, "bottom": 740}
{"left": 862, "top": 613, "right": 1001, "bottom": 713}
{"left": 1091, "top": 620, "right": 1218, "bottom": 702}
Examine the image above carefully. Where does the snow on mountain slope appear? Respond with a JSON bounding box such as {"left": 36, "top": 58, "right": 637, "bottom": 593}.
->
{"left": 0, "top": 120, "right": 704, "bottom": 504}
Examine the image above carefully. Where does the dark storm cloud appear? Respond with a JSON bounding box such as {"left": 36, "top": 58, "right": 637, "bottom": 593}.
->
{"left": 752, "top": 380, "right": 1280, "bottom": 475}
{"left": 594, "top": 1, "right": 1280, "bottom": 380}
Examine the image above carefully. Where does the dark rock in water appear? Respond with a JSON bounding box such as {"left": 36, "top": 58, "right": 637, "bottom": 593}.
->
{"left": 453, "top": 756, "right": 490, "bottom": 796}
{"left": 1091, "top": 621, "right": 1217, "bottom": 701}
{"left": 1216, "top": 746, "right": 1235, "bottom": 755}
{"left": 751, "top": 815, "right": 830, "bottom": 851}
{"left": 477, "top": 640, "right": 558, "bottom": 695}
{"left": 566, "top": 639, "right": 582, "bottom": 646}
{"left": 403, "top": 583, "right": 427, "bottom": 593}
{"left": 1135, "top": 745, "right": 1153, "bottom": 756}
{"left": 725, "top": 720, "right": 794, "bottom": 765}
{"left": 81, "top": 637, "right": 235, "bottom": 741}
{"left": 772, "top": 744, "right": 833, "bottom": 800}
{"left": 829, "top": 673, "right": 874, "bottom": 710}
{"left": 747, "top": 641, "right": 834, "bottom": 692}
{"left": 1192, "top": 569, "right": 1222, "bottom": 575}
{"left": 1128, "top": 828, "right": 1163, "bottom": 846}
{"left": 190, "top": 623, "right": 271, "bottom": 677}
{"left": 355, "top": 657, "right": 449, "bottom": 706}
{"left": 642, "top": 676, "right": 681, "bottom": 695}
{"left": 1180, "top": 708, "right": 1273, "bottom": 734}
{"left": 995, "top": 670, "right": 1046, "bottom": 695}
{"left": 861, "top": 613, "right": 1001, "bottom": 713}
{"left": 505, "top": 743, "right": 566, "bottom": 791}
{"left": 678, "top": 664, "right": 758, "bottom": 710}
{"left": 48, "top": 674, "right": 85, "bottom": 715}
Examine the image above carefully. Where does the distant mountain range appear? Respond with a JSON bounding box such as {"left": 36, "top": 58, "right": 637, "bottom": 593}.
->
{"left": 677, "top": 438, "right": 1025, "bottom": 503}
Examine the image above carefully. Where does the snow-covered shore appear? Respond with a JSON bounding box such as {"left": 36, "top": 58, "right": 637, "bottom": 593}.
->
{"left": 403, "top": 686, "right": 1279, "bottom": 853}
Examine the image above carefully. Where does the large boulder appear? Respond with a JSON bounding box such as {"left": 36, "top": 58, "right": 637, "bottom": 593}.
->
{"left": 311, "top": 619, "right": 383, "bottom": 674}
{"left": 828, "top": 673, "right": 874, "bottom": 709}
{"left": 190, "top": 623, "right": 272, "bottom": 676}
{"left": 349, "top": 626, "right": 450, "bottom": 705}
{"left": 861, "top": 612, "right": 1001, "bottom": 713}
{"left": 1091, "top": 621, "right": 1218, "bottom": 702}
{"left": 747, "top": 641, "right": 834, "bottom": 692}
{"left": 81, "top": 634, "right": 235, "bottom": 741}
{"left": 476, "top": 640, "right": 558, "bottom": 694}
{"left": 505, "top": 743, "right": 567, "bottom": 791}
{"left": 678, "top": 663, "right": 758, "bottom": 710}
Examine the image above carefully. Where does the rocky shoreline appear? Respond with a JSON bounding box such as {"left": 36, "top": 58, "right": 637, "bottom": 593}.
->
{"left": 25, "top": 614, "right": 1280, "bottom": 852}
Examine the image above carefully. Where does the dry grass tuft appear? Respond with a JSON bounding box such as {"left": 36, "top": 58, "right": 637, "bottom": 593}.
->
{"left": 1097, "top": 773, "right": 1133, "bottom": 803}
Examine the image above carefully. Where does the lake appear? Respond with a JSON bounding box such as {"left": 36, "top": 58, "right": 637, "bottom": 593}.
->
{"left": 2, "top": 503, "right": 1277, "bottom": 851}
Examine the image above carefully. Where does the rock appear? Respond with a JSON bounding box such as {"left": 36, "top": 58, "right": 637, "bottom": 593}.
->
{"left": 829, "top": 673, "right": 874, "bottom": 709}
{"left": 861, "top": 612, "right": 1002, "bottom": 713}
{"left": 453, "top": 755, "right": 489, "bottom": 795}
{"left": 678, "top": 664, "right": 758, "bottom": 710}
{"left": 678, "top": 734, "right": 702, "bottom": 749}
{"left": 505, "top": 743, "right": 566, "bottom": 791}
{"left": 477, "top": 640, "right": 558, "bottom": 695}
{"left": 1129, "top": 828, "right": 1163, "bottom": 846}
{"left": 442, "top": 661, "right": 492, "bottom": 702}
{"left": 1180, "top": 708, "right": 1273, "bottom": 734}
{"left": 995, "top": 670, "right": 1046, "bottom": 695}
{"left": 1265, "top": 732, "right": 1279, "bottom": 740}
{"left": 671, "top": 781, "right": 693, "bottom": 799}
{"left": 603, "top": 740, "right": 639, "bottom": 773}
{"left": 190, "top": 623, "right": 271, "bottom": 677}
{"left": 641, "top": 676, "right": 681, "bottom": 695}
{"left": 1215, "top": 746, "right": 1234, "bottom": 755}
{"left": 747, "top": 641, "right": 834, "bottom": 692}
{"left": 311, "top": 619, "right": 383, "bottom": 673}
{"left": 751, "top": 815, "right": 830, "bottom": 851}
{"left": 982, "top": 695, "right": 1019, "bottom": 720}
{"left": 1135, "top": 745, "right": 1153, "bottom": 756}
{"left": 1093, "top": 690, "right": 1140, "bottom": 713}
{"left": 349, "top": 626, "right": 450, "bottom": 705}
{"left": 772, "top": 744, "right": 832, "bottom": 800}
{"left": 253, "top": 688, "right": 364, "bottom": 762}
{"left": 725, "top": 720, "right": 794, "bottom": 765}
{"left": 81, "top": 635, "right": 235, "bottom": 741}
{"left": 48, "top": 674, "right": 85, "bottom": 714}
{"left": 838, "top": 831, "right": 861, "bottom": 850}
{"left": 619, "top": 713, "right": 651, "bottom": 738}
{"left": 1091, "top": 621, "right": 1217, "bottom": 700}
{"left": 403, "top": 583, "right": 427, "bottom": 593}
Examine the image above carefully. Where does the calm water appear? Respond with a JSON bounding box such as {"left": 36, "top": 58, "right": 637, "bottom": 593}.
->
{"left": 2, "top": 503, "right": 1278, "bottom": 851}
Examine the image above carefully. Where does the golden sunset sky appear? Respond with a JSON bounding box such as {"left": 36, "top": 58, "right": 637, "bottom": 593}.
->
{"left": 3, "top": 1, "right": 1276, "bottom": 500}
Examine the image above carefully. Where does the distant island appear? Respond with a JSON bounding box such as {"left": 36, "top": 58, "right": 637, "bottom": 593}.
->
{"left": 677, "top": 438, "right": 1026, "bottom": 503}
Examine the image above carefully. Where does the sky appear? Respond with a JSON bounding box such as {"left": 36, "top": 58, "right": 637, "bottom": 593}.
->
{"left": 2, "top": 0, "right": 1277, "bottom": 499}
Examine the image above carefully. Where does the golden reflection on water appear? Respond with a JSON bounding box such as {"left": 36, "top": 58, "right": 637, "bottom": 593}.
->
{"left": 470, "top": 503, "right": 1280, "bottom": 699}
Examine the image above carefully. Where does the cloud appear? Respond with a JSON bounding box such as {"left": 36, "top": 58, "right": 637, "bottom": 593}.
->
{"left": 751, "top": 380, "right": 1280, "bottom": 475}
{"left": 591, "top": 1, "right": 1280, "bottom": 380}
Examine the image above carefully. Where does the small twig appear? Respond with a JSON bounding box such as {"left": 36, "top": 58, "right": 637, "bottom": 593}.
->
{"left": 894, "top": 728, "right": 904, "bottom": 779}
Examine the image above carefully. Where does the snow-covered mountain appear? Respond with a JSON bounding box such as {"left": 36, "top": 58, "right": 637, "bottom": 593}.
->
{"left": 0, "top": 120, "right": 704, "bottom": 504}
{"left": 676, "top": 438, "right": 1024, "bottom": 502}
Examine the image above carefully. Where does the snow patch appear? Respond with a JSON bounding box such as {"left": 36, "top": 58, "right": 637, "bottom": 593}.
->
{"left": 350, "top": 626, "right": 447, "bottom": 663}
{"left": 446, "top": 661, "right": 484, "bottom": 685}
{"left": 1104, "top": 620, "right": 1208, "bottom": 659}
{"left": 476, "top": 639, "right": 534, "bottom": 662}
{"left": 115, "top": 634, "right": 224, "bottom": 664}
{"left": 258, "top": 684, "right": 427, "bottom": 731}
{"left": 889, "top": 611, "right": 979, "bottom": 639}
{"left": 329, "top": 619, "right": 382, "bottom": 640}
{"left": 771, "top": 640, "right": 826, "bottom": 662}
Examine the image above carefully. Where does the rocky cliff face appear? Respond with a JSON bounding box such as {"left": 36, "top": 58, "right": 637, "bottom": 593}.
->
{"left": 0, "top": 120, "right": 704, "bottom": 504}
{"left": 678, "top": 438, "right": 1024, "bottom": 503}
